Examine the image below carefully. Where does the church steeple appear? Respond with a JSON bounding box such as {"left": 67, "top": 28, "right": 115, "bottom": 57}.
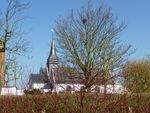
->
{"left": 47, "top": 38, "right": 59, "bottom": 70}
{"left": 50, "top": 39, "right": 57, "bottom": 59}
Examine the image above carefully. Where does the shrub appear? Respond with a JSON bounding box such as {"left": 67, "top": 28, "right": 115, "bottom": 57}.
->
{"left": 0, "top": 93, "right": 149, "bottom": 113}
{"left": 24, "top": 89, "right": 42, "bottom": 95}
{"left": 123, "top": 59, "right": 150, "bottom": 93}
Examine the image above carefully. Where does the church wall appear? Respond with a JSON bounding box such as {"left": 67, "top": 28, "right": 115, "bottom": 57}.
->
{"left": 54, "top": 83, "right": 84, "bottom": 93}
{"left": 32, "top": 83, "right": 45, "bottom": 89}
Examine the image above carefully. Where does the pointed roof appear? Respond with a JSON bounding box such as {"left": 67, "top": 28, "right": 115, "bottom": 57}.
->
{"left": 47, "top": 39, "right": 59, "bottom": 64}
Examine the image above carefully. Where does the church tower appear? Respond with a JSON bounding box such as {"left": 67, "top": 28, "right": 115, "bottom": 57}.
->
{"left": 46, "top": 34, "right": 59, "bottom": 92}
{"left": 47, "top": 39, "right": 59, "bottom": 71}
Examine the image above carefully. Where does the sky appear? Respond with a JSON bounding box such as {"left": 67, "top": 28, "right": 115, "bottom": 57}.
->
{"left": 1, "top": 0, "right": 150, "bottom": 74}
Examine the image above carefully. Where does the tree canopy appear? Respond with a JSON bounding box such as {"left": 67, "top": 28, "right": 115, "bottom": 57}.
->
{"left": 54, "top": 1, "right": 132, "bottom": 90}
{"left": 123, "top": 59, "right": 150, "bottom": 93}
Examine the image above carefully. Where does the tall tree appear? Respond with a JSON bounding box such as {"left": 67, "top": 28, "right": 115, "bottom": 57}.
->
{"left": 0, "top": 0, "right": 29, "bottom": 86}
{"left": 123, "top": 59, "right": 150, "bottom": 93}
{"left": 54, "top": 1, "right": 132, "bottom": 91}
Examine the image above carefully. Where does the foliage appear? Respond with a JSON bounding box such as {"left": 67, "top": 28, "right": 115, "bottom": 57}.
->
{"left": 123, "top": 59, "right": 150, "bottom": 93}
{"left": 54, "top": 0, "right": 132, "bottom": 90}
{"left": 24, "top": 89, "right": 42, "bottom": 95}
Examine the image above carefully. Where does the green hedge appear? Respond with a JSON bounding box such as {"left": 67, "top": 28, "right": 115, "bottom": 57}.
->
{"left": 0, "top": 93, "right": 150, "bottom": 113}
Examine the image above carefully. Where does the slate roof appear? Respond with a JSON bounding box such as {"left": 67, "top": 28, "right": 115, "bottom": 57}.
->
{"left": 29, "top": 73, "right": 54, "bottom": 89}
{"left": 47, "top": 39, "right": 59, "bottom": 65}
{"left": 53, "top": 67, "right": 84, "bottom": 84}
{"left": 29, "top": 74, "right": 48, "bottom": 83}
{"left": 53, "top": 67, "right": 109, "bottom": 85}
{"left": 29, "top": 67, "right": 83, "bottom": 84}
{"left": 29, "top": 67, "right": 106, "bottom": 88}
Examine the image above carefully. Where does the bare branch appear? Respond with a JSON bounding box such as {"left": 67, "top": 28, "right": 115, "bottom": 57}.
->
{"left": 54, "top": 1, "right": 132, "bottom": 91}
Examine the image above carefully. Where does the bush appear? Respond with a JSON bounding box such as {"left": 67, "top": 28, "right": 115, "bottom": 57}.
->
{"left": 123, "top": 59, "right": 150, "bottom": 93}
{"left": 24, "top": 89, "right": 42, "bottom": 95}
{"left": 0, "top": 93, "right": 149, "bottom": 113}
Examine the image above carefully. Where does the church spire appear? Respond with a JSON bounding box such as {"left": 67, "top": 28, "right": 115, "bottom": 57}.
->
{"left": 47, "top": 33, "right": 59, "bottom": 70}
{"left": 50, "top": 39, "right": 56, "bottom": 59}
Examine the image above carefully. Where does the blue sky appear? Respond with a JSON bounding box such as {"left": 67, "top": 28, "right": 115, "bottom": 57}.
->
{"left": 1, "top": 0, "right": 150, "bottom": 73}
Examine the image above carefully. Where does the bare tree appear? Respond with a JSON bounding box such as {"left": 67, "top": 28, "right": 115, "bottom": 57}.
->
{"left": 14, "top": 63, "right": 31, "bottom": 89}
{"left": 54, "top": 1, "right": 132, "bottom": 92}
{"left": 0, "top": 0, "right": 29, "bottom": 86}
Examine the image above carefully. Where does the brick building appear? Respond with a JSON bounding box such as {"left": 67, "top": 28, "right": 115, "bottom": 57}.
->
{"left": 0, "top": 39, "right": 5, "bottom": 86}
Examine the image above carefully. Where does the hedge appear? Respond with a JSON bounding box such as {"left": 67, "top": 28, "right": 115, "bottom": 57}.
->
{"left": 0, "top": 93, "right": 150, "bottom": 113}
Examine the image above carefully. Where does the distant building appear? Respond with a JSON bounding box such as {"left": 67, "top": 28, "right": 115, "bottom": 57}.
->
{"left": 1, "top": 86, "right": 24, "bottom": 96}
{"left": 29, "top": 39, "right": 57, "bottom": 90}
{"left": 29, "top": 39, "right": 83, "bottom": 92}
{"left": 28, "top": 38, "right": 125, "bottom": 94}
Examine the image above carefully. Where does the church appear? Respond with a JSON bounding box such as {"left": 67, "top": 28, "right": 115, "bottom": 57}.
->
{"left": 29, "top": 39, "right": 83, "bottom": 93}
{"left": 28, "top": 39, "right": 125, "bottom": 94}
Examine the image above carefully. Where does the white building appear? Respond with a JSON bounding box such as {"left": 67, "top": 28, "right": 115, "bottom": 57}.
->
{"left": 1, "top": 86, "right": 24, "bottom": 96}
